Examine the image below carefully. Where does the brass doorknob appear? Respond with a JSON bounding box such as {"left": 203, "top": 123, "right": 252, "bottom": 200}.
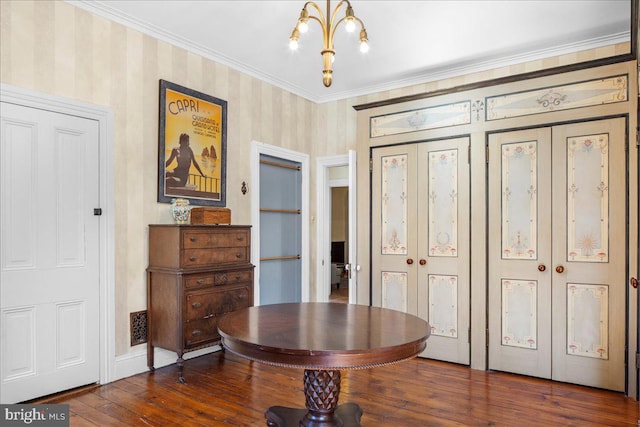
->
{"left": 556, "top": 265, "right": 565, "bottom": 274}
{"left": 407, "top": 258, "right": 414, "bottom": 265}
{"left": 631, "top": 277, "right": 638, "bottom": 289}
{"left": 419, "top": 259, "right": 427, "bottom": 266}
{"left": 538, "top": 264, "right": 546, "bottom": 272}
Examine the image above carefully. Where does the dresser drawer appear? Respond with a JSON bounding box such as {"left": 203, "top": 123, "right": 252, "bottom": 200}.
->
{"left": 214, "top": 270, "right": 252, "bottom": 286}
{"left": 182, "top": 230, "right": 249, "bottom": 249}
{"left": 184, "top": 274, "right": 214, "bottom": 289}
{"left": 185, "top": 287, "right": 251, "bottom": 321}
{"left": 181, "top": 247, "right": 249, "bottom": 267}
{"left": 184, "top": 317, "right": 220, "bottom": 348}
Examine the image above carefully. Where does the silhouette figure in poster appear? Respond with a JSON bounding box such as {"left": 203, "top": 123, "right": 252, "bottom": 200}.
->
{"left": 165, "top": 133, "right": 205, "bottom": 188}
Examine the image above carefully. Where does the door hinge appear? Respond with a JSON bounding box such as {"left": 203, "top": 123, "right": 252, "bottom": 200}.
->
{"left": 486, "top": 328, "right": 489, "bottom": 347}
{"left": 636, "top": 352, "right": 640, "bottom": 369}
{"left": 467, "top": 145, "right": 471, "bottom": 165}
{"left": 636, "top": 126, "right": 639, "bottom": 148}
{"left": 468, "top": 327, "right": 471, "bottom": 344}
{"left": 485, "top": 146, "right": 489, "bottom": 164}
{"left": 94, "top": 208, "right": 102, "bottom": 216}
{"left": 369, "top": 158, "right": 373, "bottom": 172}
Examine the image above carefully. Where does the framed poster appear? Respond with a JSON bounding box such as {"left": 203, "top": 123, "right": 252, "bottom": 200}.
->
{"left": 157, "top": 79, "right": 227, "bottom": 206}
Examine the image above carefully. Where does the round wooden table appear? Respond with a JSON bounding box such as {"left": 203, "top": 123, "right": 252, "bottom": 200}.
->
{"left": 217, "top": 302, "right": 430, "bottom": 427}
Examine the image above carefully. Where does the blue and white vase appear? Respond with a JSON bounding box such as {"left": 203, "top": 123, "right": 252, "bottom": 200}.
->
{"left": 170, "top": 198, "right": 191, "bottom": 224}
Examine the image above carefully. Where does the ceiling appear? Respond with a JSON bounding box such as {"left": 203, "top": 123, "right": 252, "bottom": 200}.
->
{"left": 70, "top": 0, "right": 631, "bottom": 103}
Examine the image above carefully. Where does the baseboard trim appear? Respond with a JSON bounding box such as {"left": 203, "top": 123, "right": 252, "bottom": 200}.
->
{"left": 111, "top": 345, "right": 222, "bottom": 383}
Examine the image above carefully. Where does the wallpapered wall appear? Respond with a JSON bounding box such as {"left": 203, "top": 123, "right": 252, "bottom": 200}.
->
{"left": 0, "top": 0, "right": 628, "bottom": 356}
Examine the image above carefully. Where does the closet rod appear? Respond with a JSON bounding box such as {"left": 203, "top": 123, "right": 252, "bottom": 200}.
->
{"left": 260, "top": 208, "right": 301, "bottom": 214}
{"left": 260, "top": 159, "right": 301, "bottom": 171}
{"left": 260, "top": 255, "right": 301, "bottom": 262}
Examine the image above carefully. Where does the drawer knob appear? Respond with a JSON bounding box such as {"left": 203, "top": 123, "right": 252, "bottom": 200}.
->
{"left": 190, "top": 256, "right": 197, "bottom": 261}
{"left": 236, "top": 253, "right": 242, "bottom": 258}
{"left": 237, "top": 236, "right": 244, "bottom": 241}
{"left": 191, "top": 302, "right": 202, "bottom": 308}
{"left": 235, "top": 275, "right": 241, "bottom": 280}
{"left": 189, "top": 237, "right": 198, "bottom": 242}
{"left": 192, "top": 329, "right": 202, "bottom": 336}
{"left": 197, "top": 279, "right": 205, "bottom": 284}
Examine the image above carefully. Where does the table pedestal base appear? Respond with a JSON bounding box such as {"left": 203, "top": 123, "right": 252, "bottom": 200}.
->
{"left": 265, "top": 369, "right": 362, "bottom": 427}
{"left": 265, "top": 402, "right": 363, "bottom": 427}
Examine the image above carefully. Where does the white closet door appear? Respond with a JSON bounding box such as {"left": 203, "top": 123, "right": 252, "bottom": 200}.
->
{"left": 550, "top": 118, "right": 626, "bottom": 391}
{"left": 372, "top": 144, "right": 418, "bottom": 314}
{"left": 416, "top": 137, "right": 470, "bottom": 364}
{"left": 372, "top": 137, "right": 470, "bottom": 364}
{"left": 488, "top": 128, "right": 553, "bottom": 378}
{"left": 488, "top": 118, "right": 626, "bottom": 391}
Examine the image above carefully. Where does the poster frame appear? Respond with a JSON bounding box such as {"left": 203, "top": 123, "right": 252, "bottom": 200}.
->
{"left": 157, "top": 79, "right": 227, "bottom": 206}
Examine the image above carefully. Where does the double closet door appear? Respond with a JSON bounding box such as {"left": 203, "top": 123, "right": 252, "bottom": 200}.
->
{"left": 371, "top": 137, "right": 470, "bottom": 365}
{"left": 488, "top": 118, "right": 626, "bottom": 391}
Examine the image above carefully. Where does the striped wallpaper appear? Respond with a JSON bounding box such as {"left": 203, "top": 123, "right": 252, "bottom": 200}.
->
{"left": 0, "top": 0, "right": 628, "bottom": 355}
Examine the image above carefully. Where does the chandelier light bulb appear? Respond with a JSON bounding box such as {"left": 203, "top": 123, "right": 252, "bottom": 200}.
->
{"left": 289, "top": 27, "right": 300, "bottom": 50}
{"left": 359, "top": 28, "right": 369, "bottom": 53}
{"left": 345, "top": 18, "right": 356, "bottom": 33}
{"left": 297, "top": 8, "right": 310, "bottom": 33}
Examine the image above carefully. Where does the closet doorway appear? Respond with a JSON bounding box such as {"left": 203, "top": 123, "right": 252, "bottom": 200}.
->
{"left": 250, "top": 142, "right": 310, "bottom": 305}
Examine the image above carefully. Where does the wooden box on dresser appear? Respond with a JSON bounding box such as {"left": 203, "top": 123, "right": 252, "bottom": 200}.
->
{"left": 146, "top": 224, "right": 253, "bottom": 382}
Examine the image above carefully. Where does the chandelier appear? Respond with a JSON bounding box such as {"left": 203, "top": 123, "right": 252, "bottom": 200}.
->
{"left": 289, "top": 0, "right": 369, "bottom": 87}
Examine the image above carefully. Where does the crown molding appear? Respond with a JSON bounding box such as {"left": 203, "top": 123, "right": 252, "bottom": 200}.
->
{"left": 314, "top": 31, "right": 630, "bottom": 103}
{"left": 67, "top": 1, "right": 629, "bottom": 105}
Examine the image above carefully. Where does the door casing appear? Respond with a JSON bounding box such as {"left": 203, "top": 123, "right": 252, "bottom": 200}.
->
{"left": 0, "top": 83, "right": 115, "bottom": 390}
{"left": 316, "top": 152, "right": 358, "bottom": 304}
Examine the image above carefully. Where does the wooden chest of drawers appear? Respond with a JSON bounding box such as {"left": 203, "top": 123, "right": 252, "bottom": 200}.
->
{"left": 146, "top": 224, "right": 253, "bottom": 382}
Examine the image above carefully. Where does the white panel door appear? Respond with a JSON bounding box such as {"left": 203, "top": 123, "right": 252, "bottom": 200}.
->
{"left": 0, "top": 102, "right": 100, "bottom": 403}
{"left": 372, "top": 137, "right": 470, "bottom": 364}
{"left": 416, "top": 138, "right": 470, "bottom": 363}
{"left": 488, "top": 118, "right": 626, "bottom": 391}
{"left": 347, "top": 149, "right": 357, "bottom": 303}
{"left": 488, "top": 128, "right": 553, "bottom": 378}
{"left": 372, "top": 144, "right": 417, "bottom": 314}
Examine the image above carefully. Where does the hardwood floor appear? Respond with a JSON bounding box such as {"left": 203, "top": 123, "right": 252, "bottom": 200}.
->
{"left": 329, "top": 280, "right": 349, "bottom": 303}
{"left": 34, "top": 350, "right": 638, "bottom": 426}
